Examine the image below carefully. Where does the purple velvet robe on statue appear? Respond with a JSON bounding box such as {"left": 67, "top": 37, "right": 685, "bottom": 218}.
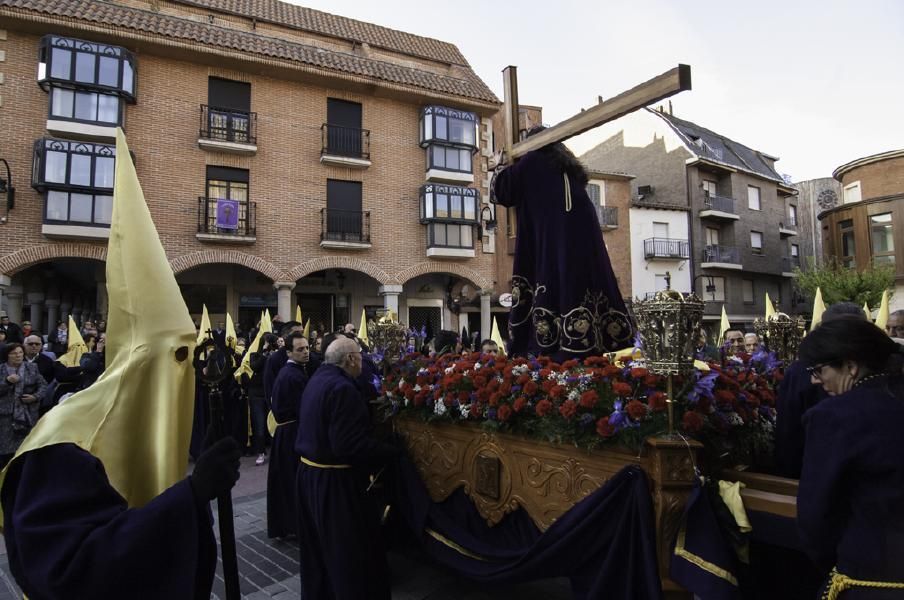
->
{"left": 1, "top": 443, "right": 217, "bottom": 599}
{"left": 492, "top": 150, "right": 633, "bottom": 359}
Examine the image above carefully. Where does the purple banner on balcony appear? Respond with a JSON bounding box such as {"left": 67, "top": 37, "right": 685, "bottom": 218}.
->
{"left": 215, "top": 198, "right": 239, "bottom": 230}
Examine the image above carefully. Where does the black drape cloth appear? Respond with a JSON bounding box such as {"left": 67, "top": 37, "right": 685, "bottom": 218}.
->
{"left": 391, "top": 459, "right": 662, "bottom": 600}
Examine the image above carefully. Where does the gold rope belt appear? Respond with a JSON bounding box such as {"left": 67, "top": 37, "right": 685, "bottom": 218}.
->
{"left": 299, "top": 456, "right": 351, "bottom": 469}
{"left": 823, "top": 567, "right": 904, "bottom": 600}
{"left": 275, "top": 419, "right": 296, "bottom": 428}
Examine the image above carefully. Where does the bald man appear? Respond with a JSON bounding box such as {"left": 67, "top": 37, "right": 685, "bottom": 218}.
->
{"left": 294, "top": 336, "right": 398, "bottom": 600}
{"left": 886, "top": 309, "right": 904, "bottom": 339}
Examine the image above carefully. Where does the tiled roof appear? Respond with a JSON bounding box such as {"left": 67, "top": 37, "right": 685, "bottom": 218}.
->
{"left": 172, "top": 0, "right": 469, "bottom": 66}
{"left": 650, "top": 109, "right": 784, "bottom": 183}
{"left": 0, "top": 0, "right": 499, "bottom": 106}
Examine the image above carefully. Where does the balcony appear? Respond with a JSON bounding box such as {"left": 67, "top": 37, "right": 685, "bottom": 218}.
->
{"left": 701, "top": 245, "right": 742, "bottom": 270}
{"left": 782, "top": 256, "right": 801, "bottom": 277}
{"left": 426, "top": 221, "right": 475, "bottom": 259}
{"left": 699, "top": 193, "right": 739, "bottom": 221}
{"left": 320, "top": 208, "right": 371, "bottom": 249}
{"left": 196, "top": 197, "right": 256, "bottom": 244}
{"left": 598, "top": 206, "right": 618, "bottom": 229}
{"left": 320, "top": 124, "right": 371, "bottom": 168}
{"left": 198, "top": 105, "right": 257, "bottom": 155}
{"left": 779, "top": 219, "right": 798, "bottom": 237}
{"left": 643, "top": 238, "right": 690, "bottom": 260}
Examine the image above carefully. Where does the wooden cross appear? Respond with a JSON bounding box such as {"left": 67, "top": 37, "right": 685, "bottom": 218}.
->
{"left": 501, "top": 64, "right": 692, "bottom": 160}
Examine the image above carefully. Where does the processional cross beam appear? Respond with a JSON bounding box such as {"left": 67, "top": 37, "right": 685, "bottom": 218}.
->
{"left": 500, "top": 64, "right": 692, "bottom": 160}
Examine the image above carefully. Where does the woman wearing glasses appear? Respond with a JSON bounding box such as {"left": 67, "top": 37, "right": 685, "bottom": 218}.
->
{"left": 797, "top": 317, "right": 904, "bottom": 599}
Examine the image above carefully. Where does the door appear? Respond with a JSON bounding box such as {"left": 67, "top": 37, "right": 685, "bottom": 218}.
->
{"left": 327, "top": 98, "right": 362, "bottom": 157}
{"left": 326, "top": 180, "right": 362, "bottom": 241}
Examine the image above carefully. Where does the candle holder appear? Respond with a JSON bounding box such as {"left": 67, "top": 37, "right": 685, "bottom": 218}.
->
{"left": 633, "top": 289, "right": 704, "bottom": 436}
{"left": 753, "top": 312, "right": 806, "bottom": 363}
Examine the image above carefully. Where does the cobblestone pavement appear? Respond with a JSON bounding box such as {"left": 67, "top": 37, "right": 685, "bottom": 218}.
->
{"left": 0, "top": 455, "right": 571, "bottom": 599}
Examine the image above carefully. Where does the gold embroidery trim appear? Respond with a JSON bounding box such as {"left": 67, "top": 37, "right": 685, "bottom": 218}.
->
{"left": 299, "top": 456, "right": 351, "bottom": 469}
{"left": 275, "top": 419, "right": 296, "bottom": 427}
{"left": 425, "top": 527, "right": 488, "bottom": 562}
{"left": 822, "top": 567, "right": 904, "bottom": 600}
{"left": 673, "top": 525, "right": 739, "bottom": 586}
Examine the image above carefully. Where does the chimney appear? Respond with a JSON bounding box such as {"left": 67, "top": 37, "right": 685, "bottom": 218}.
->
{"left": 668, "top": 100, "right": 673, "bottom": 115}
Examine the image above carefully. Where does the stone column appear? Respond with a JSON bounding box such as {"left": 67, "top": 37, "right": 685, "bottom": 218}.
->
{"left": 26, "top": 291, "right": 45, "bottom": 334}
{"left": 273, "top": 282, "right": 296, "bottom": 324}
{"left": 95, "top": 273, "right": 108, "bottom": 318}
{"left": 45, "top": 298, "right": 61, "bottom": 331}
{"left": 0, "top": 275, "right": 10, "bottom": 317}
{"left": 378, "top": 284, "right": 403, "bottom": 316}
{"left": 6, "top": 286, "right": 24, "bottom": 323}
{"left": 480, "top": 289, "right": 492, "bottom": 342}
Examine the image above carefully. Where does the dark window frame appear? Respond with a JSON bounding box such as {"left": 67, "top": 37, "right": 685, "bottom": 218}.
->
{"left": 750, "top": 230, "right": 764, "bottom": 255}
{"left": 38, "top": 35, "right": 136, "bottom": 101}
{"left": 742, "top": 279, "right": 755, "bottom": 304}
{"left": 426, "top": 144, "right": 474, "bottom": 174}
{"left": 426, "top": 221, "right": 475, "bottom": 250}
{"left": 419, "top": 184, "right": 479, "bottom": 224}
{"left": 419, "top": 105, "right": 479, "bottom": 150}
{"left": 47, "top": 86, "right": 124, "bottom": 126}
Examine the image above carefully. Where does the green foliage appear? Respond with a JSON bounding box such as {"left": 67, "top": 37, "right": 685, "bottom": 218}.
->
{"left": 794, "top": 259, "right": 894, "bottom": 309}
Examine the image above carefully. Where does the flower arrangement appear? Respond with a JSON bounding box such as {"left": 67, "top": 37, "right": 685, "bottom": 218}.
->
{"left": 380, "top": 349, "right": 783, "bottom": 468}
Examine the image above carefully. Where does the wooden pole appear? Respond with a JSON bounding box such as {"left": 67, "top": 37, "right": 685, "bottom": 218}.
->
{"left": 501, "top": 66, "right": 520, "bottom": 158}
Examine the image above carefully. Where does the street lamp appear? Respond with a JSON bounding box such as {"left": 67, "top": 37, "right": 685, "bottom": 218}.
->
{"left": 0, "top": 158, "right": 14, "bottom": 224}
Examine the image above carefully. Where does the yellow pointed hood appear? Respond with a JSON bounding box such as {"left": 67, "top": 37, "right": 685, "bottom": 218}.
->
{"left": 810, "top": 288, "right": 826, "bottom": 331}
{"left": 234, "top": 310, "right": 269, "bottom": 383}
{"left": 57, "top": 314, "right": 88, "bottom": 367}
{"left": 490, "top": 317, "right": 506, "bottom": 358}
{"left": 863, "top": 302, "right": 873, "bottom": 322}
{"left": 1, "top": 128, "right": 197, "bottom": 518}
{"left": 765, "top": 293, "right": 776, "bottom": 320}
{"left": 358, "top": 308, "right": 369, "bottom": 345}
{"left": 303, "top": 318, "right": 311, "bottom": 338}
{"left": 197, "top": 304, "right": 212, "bottom": 345}
{"left": 295, "top": 305, "right": 303, "bottom": 325}
{"left": 225, "top": 313, "right": 238, "bottom": 350}
{"left": 876, "top": 290, "right": 890, "bottom": 330}
{"left": 717, "top": 306, "right": 731, "bottom": 346}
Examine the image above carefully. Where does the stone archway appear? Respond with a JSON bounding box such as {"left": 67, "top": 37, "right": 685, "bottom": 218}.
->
{"left": 395, "top": 261, "right": 493, "bottom": 291}
{"left": 169, "top": 250, "right": 284, "bottom": 282}
{"left": 0, "top": 243, "right": 107, "bottom": 276}
{"left": 285, "top": 256, "right": 395, "bottom": 286}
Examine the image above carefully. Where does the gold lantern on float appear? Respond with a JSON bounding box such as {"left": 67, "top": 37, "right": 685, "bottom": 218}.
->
{"left": 633, "top": 284, "right": 704, "bottom": 436}
{"left": 753, "top": 312, "right": 806, "bottom": 363}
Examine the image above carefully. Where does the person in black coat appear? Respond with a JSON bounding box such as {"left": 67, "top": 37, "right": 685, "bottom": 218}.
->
{"left": 262, "top": 321, "right": 302, "bottom": 404}
{"left": 23, "top": 335, "right": 54, "bottom": 385}
{"left": 78, "top": 333, "right": 106, "bottom": 391}
{"left": 0, "top": 315, "right": 23, "bottom": 345}
{"left": 797, "top": 317, "right": 904, "bottom": 598}
{"left": 246, "top": 333, "right": 277, "bottom": 465}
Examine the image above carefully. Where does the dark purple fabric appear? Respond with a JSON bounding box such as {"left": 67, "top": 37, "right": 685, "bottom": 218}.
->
{"left": 391, "top": 458, "right": 662, "bottom": 600}
{"left": 798, "top": 376, "right": 904, "bottom": 583}
{"left": 263, "top": 347, "right": 289, "bottom": 404}
{"left": 294, "top": 364, "right": 398, "bottom": 599}
{"left": 774, "top": 360, "right": 825, "bottom": 478}
{"left": 1, "top": 443, "right": 217, "bottom": 599}
{"left": 267, "top": 361, "right": 307, "bottom": 538}
{"left": 492, "top": 150, "right": 633, "bottom": 359}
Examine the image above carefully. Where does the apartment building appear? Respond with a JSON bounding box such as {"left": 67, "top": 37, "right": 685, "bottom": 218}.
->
{"left": 0, "top": 0, "right": 503, "bottom": 338}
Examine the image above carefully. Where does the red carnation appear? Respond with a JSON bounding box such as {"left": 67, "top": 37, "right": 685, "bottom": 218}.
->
{"left": 516, "top": 373, "right": 531, "bottom": 385}
{"left": 626, "top": 399, "right": 647, "bottom": 420}
{"left": 549, "top": 384, "right": 567, "bottom": 399}
{"left": 489, "top": 391, "right": 503, "bottom": 407}
{"left": 539, "top": 368, "right": 552, "bottom": 379}
{"left": 596, "top": 416, "right": 616, "bottom": 437}
{"left": 535, "top": 399, "right": 553, "bottom": 417}
{"left": 561, "top": 359, "right": 579, "bottom": 370}
{"left": 630, "top": 367, "right": 649, "bottom": 379}
{"left": 647, "top": 391, "right": 667, "bottom": 412}
{"left": 540, "top": 379, "right": 556, "bottom": 393}
{"left": 499, "top": 382, "right": 513, "bottom": 396}
{"left": 559, "top": 399, "right": 577, "bottom": 419}
{"left": 513, "top": 396, "right": 528, "bottom": 413}
{"left": 497, "top": 404, "right": 513, "bottom": 422}
{"left": 579, "top": 390, "right": 599, "bottom": 409}
{"left": 457, "top": 390, "right": 470, "bottom": 403}
{"left": 602, "top": 365, "right": 621, "bottom": 377}
{"left": 612, "top": 381, "right": 633, "bottom": 397}
{"left": 715, "top": 389, "right": 735, "bottom": 406}
{"left": 523, "top": 380, "right": 538, "bottom": 396}
{"left": 473, "top": 375, "right": 487, "bottom": 388}
{"left": 644, "top": 374, "right": 660, "bottom": 387}
{"left": 681, "top": 410, "right": 705, "bottom": 434}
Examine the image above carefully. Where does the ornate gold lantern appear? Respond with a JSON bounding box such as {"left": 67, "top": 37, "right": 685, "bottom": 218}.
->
{"left": 753, "top": 312, "right": 806, "bottom": 363}
{"left": 367, "top": 311, "right": 410, "bottom": 362}
{"left": 633, "top": 288, "right": 705, "bottom": 435}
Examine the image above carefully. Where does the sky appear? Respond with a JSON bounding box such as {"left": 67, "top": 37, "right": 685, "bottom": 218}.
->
{"left": 286, "top": 0, "right": 904, "bottom": 182}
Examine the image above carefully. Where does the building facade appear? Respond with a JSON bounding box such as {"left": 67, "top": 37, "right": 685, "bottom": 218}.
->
{"left": 791, "top": 177, "right": 839, "bottom": 270}
{"left": 0, "top": 0, "right": 503, "bottom": 339}
{"left": 821, "top": 149, "right": 904, "bottom": 309}
{"left": 580, "top": 107, "right": 804, "bottom": 329}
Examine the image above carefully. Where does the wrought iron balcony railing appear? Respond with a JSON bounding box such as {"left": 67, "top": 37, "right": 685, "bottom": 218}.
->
{"left": 197, "top": 197, "right": 256, "bottom": 237}
{"left": 782, "top": 256, "right": 801, "bottom": 272}
{"left": 321, "top": 124, "right": 371, "bottom": 160}
{"left": 321, "top": 208, "right": 371, "bottom": 244}
{"left": 200, "top": 105, "right": 257, "bottom": 145}
{"left": 643, "top": 238, "right": 690, "bottom": 259}
{"left": 702, "top": 245, "right": 740, "bottom": 264}
{"left": 703, "top": 193, "right": 736, "bottom": 214}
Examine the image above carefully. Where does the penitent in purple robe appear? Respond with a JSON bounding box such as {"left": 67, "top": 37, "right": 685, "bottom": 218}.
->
{"left": 267, "top": 360, "right": 307, "bottom": 538}
{"left": 1, "top": 443, "right": 217, "bottom": 600}
{"left": 492, "top": 150, "right": 633, "bottom": 359}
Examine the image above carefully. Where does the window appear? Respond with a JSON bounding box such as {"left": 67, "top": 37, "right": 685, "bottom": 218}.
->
{"left": 38, "top": 35, "right": 136, "bottom": 100}
{"left": 427, "top": 222, "right": 473, "bottom": 249}
{"left": 747, "top": 186, "right": 761, "bottom": 211}
{"left": 789, "top": 205, "right": 798, "bottom": 227}
{"left": 205, "top": 78, "right": 252, "bottom": 143}
{"left": 653, "top": 222, "right": 670, "bottom": 238}
{"left": 791, "top": 243, "right": 799, "bottom": 257}
{"left": 32, "top": 138, "right": 116, "bottom": 225}
{"left": 706, "top": 227, "right": 720, "bottom": 246}
{"left": 870, "top": 213, "right": 895, "bottom": 266}
{"left": 50, "top": 88, "right": 121, "bottom": 124}
{"left": 325, "top": 98, "right": 365, "bottom": 157}
{"left": 420, "top": 106, "right": 479, "bottom": 149}
{"left": 839, "top": 219, "right": 856, "bottom": 268}
{"left": 325, "top": 179, "right": 363, "bottom": 239}
{"left": 702, "top": 180, "right": 717, "bottom": 196}
{"left": 843, "top": 182, "right": 862, "bottom": 204}
{"left": 587, "top": 183, "right": 601, "bottom": 204}
{"left": 206, "top": 166, "right": 249, "bottom": 202}
{"left": 708, "top": 276, "right": 726, "bottom": 302}
{"left": 742, "top": 280, "right": 754, "bottom": 304}
{"left": 419, "top": 184, "right": 478, "bottom": 223}
{"left": 750, "top": 231, "right": 764, "bottom": 254}
{"left": 426, "top": 145, "right": 473, "bottom": 174}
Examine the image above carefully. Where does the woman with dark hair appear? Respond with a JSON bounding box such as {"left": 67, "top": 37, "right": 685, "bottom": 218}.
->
{"left": 79, "top": 332, "right": 106, "bottom": 391}
{"left": 796, "top": 317, "right": 904, "bottom": 598}
{"left": 0, "top": 343, "right": 47, "bottom": 467}
{"left": 491, "top": 126, "right": 633, "bottom": 360}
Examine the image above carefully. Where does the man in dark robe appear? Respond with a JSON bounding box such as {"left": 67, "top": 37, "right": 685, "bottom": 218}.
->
{"left": 492, "top": 130, "right": 633, "bottom": 360}
{"left": 267, "top": 331, "right": 309, "bottom": 538}
{"left": 295, "top": 336, "right": 399, "bottom": 600}
{"left": 263, "top": 321, "right": 302, "bottom": 404}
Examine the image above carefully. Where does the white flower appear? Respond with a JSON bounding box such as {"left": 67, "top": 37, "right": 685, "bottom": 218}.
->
{"left": 434, "top": 399, "right": 447, "bottom": 416}
{"left": 417, "top": 368, "right": 429, "bottom": 376}
{"left": 460, "top": 405, "right": 470, "bottom": 418}
{"left": 444, "top": 367, "right": 454, "bottom": 374}
{"left": 404, "top": 397, "right": 410, "bottom": 407}
{"left": 474, "top": 362, "right": 482, "bottom": 370}
{"left": 726, "top": 411, "right": 744, "bottom": 426}
{"left": 414, "top": 384, "right": 422, "bottom": 392}
{"left": 567, "top": 389, "right": 581, "bottom": 402}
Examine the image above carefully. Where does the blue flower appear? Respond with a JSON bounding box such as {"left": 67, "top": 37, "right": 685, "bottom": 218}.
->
{"left": 687, "top": 370, "right": 719, "bottom": 404}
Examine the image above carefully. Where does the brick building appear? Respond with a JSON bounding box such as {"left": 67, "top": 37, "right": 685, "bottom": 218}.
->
{"left": 821, "top": 149, "right": 904, "bottom": 309}
{"left": 581, "top": 107, "right": 805, "bottom": 330}
{"left": 0, "top": 0, "right": 502, "bottom": 340}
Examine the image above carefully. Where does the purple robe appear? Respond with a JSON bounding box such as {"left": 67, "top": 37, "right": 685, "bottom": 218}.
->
{"left": 267, "top": 360, "right": 307, "bottom": 538}
{"left": 1, "top": 443, "right": 216, "bottom": 599}
{"left": 294, "top": 364, "right": 398, "bottom": 600}
{"left": 492, "top": 150, "right": 633, "bottom": 359}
